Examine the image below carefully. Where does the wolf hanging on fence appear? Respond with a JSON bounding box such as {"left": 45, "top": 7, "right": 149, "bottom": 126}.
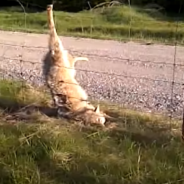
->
{"left": 43, "top": 4, "right": 109, "bottom": 126}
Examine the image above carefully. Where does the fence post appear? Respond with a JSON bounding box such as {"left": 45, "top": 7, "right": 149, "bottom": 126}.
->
{"left": 182, "top": 83, "right": 184, "bottom": 141}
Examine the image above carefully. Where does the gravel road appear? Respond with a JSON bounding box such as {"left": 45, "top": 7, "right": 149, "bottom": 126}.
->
{"left": 0, "top": 30, "right": 184, "bottom": 117}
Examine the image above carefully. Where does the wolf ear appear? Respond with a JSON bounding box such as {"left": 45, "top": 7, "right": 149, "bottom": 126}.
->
{"left": 95, "top": 105, "right": 100, "bottom": 113}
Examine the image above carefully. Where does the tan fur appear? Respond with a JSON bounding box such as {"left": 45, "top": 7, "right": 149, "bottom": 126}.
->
{"left": 65, "top": 51, "right": 89, "bottom": 78}
{"left": 47, "top": 5, "right": 88, "bottom": 77}
{"left": 44, "top": 4, "right": 107, "bottom": 126}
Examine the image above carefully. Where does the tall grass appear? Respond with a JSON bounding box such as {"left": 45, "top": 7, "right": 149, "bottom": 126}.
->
{"left": 0, "top": 5, "right": 183, "bottom": 44}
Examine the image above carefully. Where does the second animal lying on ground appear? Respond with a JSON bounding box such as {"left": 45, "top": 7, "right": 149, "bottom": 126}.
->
{"left": 42, "top": 4, "right": 109, "bottom": 126}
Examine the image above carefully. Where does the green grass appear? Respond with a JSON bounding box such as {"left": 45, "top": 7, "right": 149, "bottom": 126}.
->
{"left": 0, "top": 5, "right": 184, "bottom": 44}
{"left": 0, "top": 79, "right": 183, "bottom": 184}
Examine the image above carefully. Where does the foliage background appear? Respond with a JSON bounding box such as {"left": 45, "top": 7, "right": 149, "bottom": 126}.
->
{"left": 0, "top": 0, "right": 183, "bottom": 13}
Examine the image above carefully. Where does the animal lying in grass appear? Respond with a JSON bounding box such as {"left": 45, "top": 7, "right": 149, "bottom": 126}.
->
{"left": 42, "top": 4, "right": 108, "bottom": 126}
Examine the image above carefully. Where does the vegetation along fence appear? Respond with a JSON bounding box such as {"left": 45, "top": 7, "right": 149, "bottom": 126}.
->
{"left": 0, "top": 1, "right": 184, "bottom": 136}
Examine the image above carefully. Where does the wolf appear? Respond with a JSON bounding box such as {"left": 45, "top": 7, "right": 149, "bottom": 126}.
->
{"left": 43, "top": 4, "right": 107, "bottom": 126}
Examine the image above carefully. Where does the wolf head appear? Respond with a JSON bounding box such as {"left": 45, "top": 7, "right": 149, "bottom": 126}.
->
{"left": 93, "top": 105, "right": 106, "bottom": 125}
{"left": 84, "top": 105, "right": 107, "bottom": 126}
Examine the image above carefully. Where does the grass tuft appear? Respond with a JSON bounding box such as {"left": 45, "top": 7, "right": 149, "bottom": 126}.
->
{"left": 0, "top": 80, "right": 50, "bottom": 110}
{"left": 0, "top": 79, "right": 183, "bottom": 184}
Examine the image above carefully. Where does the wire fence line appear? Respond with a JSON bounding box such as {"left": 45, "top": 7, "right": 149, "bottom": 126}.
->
{"left": 0, "top": 39, "right": 183, "bottom": 124}
{"left": 1, "top": 41, "right": 184, "bottom": 68}
{"left": 0, "top": 41, "right": 182, "bottom": 66}
{"left": 0, "top": 55, "right": 183, "bottom": 85}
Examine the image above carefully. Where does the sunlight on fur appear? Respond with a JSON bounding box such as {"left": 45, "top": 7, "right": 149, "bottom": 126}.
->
{"left": 42, "top": 4, "right": 110, "bottom": 126}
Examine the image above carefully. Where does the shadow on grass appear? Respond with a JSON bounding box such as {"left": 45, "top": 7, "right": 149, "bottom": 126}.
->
{"left": 38, "top": 159, "right": 98, "bottom": 184}
{"left": 109, "top": 128, "right": 172, "bottom": 148}
{"left": 78, "top": 124, "right": 176, "bottom": 150}
{"left": 101, "top": 105, "right": 181, "bottom": 148}
{"left": 35, "top": 131, "right": 184, "bottom": 184}
{"left": 0, "top": 79, "right": 181, "bottom": 150}
{"left": 0, "top": 123, "right": 100, "bottom": 184}
{"left": 0, "top": 112, "right": 183, "bottom": 184}
{"left": 0, "top": 79, "right": 59, "bottom": 122}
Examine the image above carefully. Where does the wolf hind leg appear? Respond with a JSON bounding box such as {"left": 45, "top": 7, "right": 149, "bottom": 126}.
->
{"left": 71, "top": 57, "right": 89, "bottom": 68}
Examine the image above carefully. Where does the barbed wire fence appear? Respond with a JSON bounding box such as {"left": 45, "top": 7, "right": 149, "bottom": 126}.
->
{"left": 0, "top": 41, "right": 182, "bottom": 115}
{"left": 0, "top": 1, "right": 183, "bottom": 135}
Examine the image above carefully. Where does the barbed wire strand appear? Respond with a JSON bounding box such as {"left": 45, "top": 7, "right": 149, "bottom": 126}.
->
{"left": 1, "top": 56, "right": 184, "bottom": 85}
{"left": 0, "top": 67, "right": 181, "bottom": 120}
{"left": 1, "top": 41, "right": 184, "bottom": 67}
